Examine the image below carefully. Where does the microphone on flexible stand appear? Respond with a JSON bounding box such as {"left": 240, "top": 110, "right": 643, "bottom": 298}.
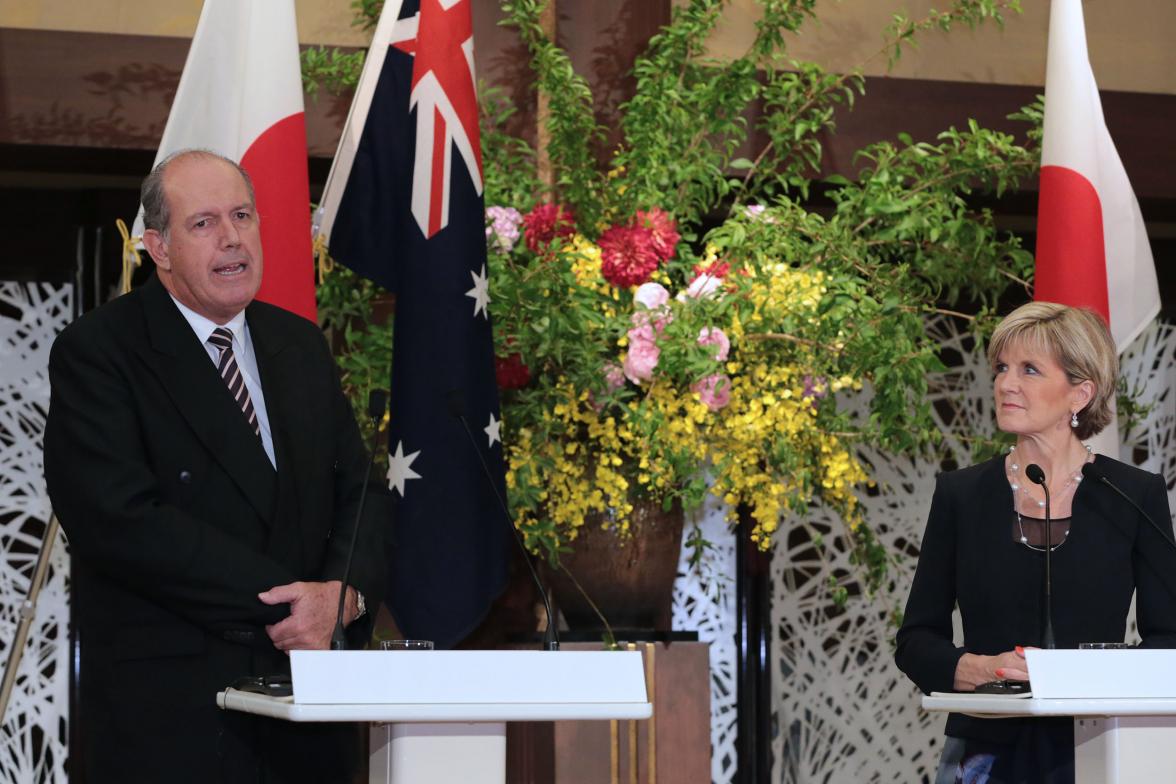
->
{"left": 1025, "top": 463, "right": 1056, "bottom": 649}
{"left": 447, "top": 391, "right": 560, "bottom": 651}
{"left": 1079, "top": 462, "right": 1176, "bottom": 626}
{"left": 331, "top": 389, "right": 389, "bottom": 651}
{"left": 1080, "top": 463, "right": 1176, "bottom": 551}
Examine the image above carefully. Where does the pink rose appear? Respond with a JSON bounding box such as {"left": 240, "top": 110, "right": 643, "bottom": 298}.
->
{"left": 485, "top": 206, "right": 523, "bottom": 252}
{"left": 681, "top": 271, "right": 724, "bottom": 300}
{"left": 623, "top": 332, "right": 660, "bottom": 384}
{"left": 633, "top": 282, "right": 669, "bottom": 311}
{"left": 698, "top": 327, "right": 730, "bottom": 362}
{"left": 603, "top": 362, "right": 626, "bottom": 391}
{"left": 628, "top": 323, "right": 657, "bottom": 344}
{"left": 632, "top": 283, "right": 673, "bottom": 334}
{"left": 591, "top": 362, "right": 627, "bottom": 412}
{"left": 692, "top": 373, "right": 732, "bottom": 411}
{"left": 632, "top": 309, "right": 673, "bottom": 334}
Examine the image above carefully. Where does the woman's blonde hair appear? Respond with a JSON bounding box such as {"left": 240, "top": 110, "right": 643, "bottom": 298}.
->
{"left": 987, "top": 302, "right": 1118, "bottom": 439}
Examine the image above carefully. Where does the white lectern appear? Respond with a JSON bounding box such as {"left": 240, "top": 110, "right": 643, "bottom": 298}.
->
{"left": 922, "top": 650, "right": 1176, "bottom": 784}
{"left": 217, "top": 650, "right": 652, "bottom": 784}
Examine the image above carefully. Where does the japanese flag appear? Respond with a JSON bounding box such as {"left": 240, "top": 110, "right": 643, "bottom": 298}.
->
{"left": 1034, "top": 0, "right": 1159, "bottom": 454}
{"left": 133, "top": 0, "right": 316, "bottom": 321}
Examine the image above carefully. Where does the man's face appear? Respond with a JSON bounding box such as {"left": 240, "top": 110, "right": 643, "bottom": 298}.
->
{"left": 143, "top": 155, "right": 263, "bottom": 324}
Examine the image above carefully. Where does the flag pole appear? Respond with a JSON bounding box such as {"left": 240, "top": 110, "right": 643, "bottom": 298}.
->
{"left": 313, "top": 0, "right": 409, "bottom": 247}
{"left": 0, "top": 516, "right": 60, "bottom": 725}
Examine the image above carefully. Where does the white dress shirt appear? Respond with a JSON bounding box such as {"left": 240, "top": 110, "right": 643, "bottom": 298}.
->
{"left": 169, "top": 296, "right": 277, "bottom": 468}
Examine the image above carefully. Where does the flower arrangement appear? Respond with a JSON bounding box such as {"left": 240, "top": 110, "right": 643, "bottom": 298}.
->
{"left": 480, "top": 0, "right": 1037, "bottom": 581}
{"left": 312, "top": 0, "right": 1039, "bottom": 592}
{"left": 490, "top": 201, "right": 878, "bottom": 552}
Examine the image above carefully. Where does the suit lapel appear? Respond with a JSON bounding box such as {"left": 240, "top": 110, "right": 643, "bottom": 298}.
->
{"left": 135, "top": 277, "right": 277, "bottom": 523}
{"left": 247, "top": 303, "right": 314, "bottom": 560}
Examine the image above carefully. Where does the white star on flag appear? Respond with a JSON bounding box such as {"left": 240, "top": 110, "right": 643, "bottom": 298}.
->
{"left": 465, "top": 264, "right": 490, "bottom": 319}
{"left": 484, "top": 412, "right": 501, "bottom": 448}
{"left": 387, "top": 440, "right": 422, "bottom": 497}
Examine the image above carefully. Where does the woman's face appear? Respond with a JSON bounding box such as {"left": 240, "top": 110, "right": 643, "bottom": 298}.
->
{"left": 993, "top": 339, "right": 1091, "bottom": 438}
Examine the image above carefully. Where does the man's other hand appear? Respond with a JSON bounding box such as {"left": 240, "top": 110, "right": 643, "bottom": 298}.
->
{"left": 258, "top": 580, "right": 352, "bottom": 651}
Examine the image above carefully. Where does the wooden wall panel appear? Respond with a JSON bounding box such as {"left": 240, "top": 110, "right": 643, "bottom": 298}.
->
{"left": 507, "top": 641, "right": 712, "bottom": 784}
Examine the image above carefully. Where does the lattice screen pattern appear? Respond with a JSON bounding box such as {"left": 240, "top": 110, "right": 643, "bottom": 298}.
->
{"left": 0, "top": 282, "right": 72, "bottom": 784}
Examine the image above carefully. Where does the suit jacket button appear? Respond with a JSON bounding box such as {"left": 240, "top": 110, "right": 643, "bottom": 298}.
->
{"left": 179, "top": 470, "right": 192, "bottom": 484}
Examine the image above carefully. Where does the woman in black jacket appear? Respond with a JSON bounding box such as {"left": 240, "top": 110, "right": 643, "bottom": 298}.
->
{"left": 895, "top": 302, "right": 1176, "bottom": 784}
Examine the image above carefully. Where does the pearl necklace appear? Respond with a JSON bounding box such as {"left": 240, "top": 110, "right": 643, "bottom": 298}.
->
{"left": 1007, "top": 444, "right": 1092, "bottom": 549}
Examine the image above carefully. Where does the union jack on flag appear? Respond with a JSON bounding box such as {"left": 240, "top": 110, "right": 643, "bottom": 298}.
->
{"left": 389, "top": 0, "right": 484, "bottom": 238}
{"left": 314, "top": 0, "right": 509, "bottom": 649}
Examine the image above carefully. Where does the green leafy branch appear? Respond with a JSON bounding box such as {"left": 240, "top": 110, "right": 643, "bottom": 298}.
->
{"left": 499, "top": 0, "right": 606, "bottom": 221}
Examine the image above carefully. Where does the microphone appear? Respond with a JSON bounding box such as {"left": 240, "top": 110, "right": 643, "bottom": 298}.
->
{"left": 331, "top": 389, "right": 389, "bottom": 650}
{"left": 1081, "top": 463, "right": 1176, "bottom": 551}
{"left": 447, "top": 390, "right": 560, "bottom": 651}
{"left": 1026, "top": 464, "right": 1057, "bottom": 649}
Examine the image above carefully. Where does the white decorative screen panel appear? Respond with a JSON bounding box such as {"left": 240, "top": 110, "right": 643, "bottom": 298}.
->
{"left": 0, "top": 282, "right": 72, "bottom": 784}
{"left": 673, "top": 495, "right": 738, "bottom": 783}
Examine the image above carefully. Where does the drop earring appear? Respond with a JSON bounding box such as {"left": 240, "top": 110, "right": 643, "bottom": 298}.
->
{"left": 1071, "top": 411, "right": 1079, "bottom": 428}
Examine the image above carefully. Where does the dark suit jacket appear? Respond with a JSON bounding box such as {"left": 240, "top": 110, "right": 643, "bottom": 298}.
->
{"left": 895, "top": 454, "right": 1176, "bottom": 744}
{"left": 44, "top": 275, "right": 387, "bottom": 783}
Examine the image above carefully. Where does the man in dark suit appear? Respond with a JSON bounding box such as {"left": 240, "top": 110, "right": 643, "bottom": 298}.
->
{"left": 44, "top": 149, "right": 386, "bottom": 783}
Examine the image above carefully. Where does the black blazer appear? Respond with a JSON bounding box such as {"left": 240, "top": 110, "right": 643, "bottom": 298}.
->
{"left": 44, "top": 275, "right": 387, "bottom": 783}
{"left": 895, "top": 454, "right": 1176, "bottom": 743}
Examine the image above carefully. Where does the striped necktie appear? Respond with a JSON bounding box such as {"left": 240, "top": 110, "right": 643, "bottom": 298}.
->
{"left": 207, "top": 327, "right": 261, "bottom": 437}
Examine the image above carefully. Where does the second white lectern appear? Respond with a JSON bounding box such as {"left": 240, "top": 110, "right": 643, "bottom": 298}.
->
{"left": 922, "top": 649, "right": 1176, "bottom": 784}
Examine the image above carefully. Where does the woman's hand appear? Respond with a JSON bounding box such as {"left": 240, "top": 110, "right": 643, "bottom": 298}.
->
{"left": 952, "top": 646, "right": 1031, "bottom": 690}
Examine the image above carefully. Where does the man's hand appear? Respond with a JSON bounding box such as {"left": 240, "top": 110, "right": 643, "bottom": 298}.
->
{"left": 258, "top": 580, "right": 357, "bottom": 652}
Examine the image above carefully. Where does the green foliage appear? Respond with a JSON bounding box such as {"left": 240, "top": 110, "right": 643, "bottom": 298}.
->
{"left": 300, "top": 0, "right": 385, "bottom": 97}
{"left": 500, "top": 0, "right": 606, "bottom": 221}
{"left": 1009, "top": 95, "right": 1045, "bottom": 147}
{"left": 832, "top": 120, "right": 1037, "bottom": 307}
{"left": 480, "top": 84, "right": 541, "bottom": 208}
{"left": 610, "top": 0, "right": 748, "bottom": 224}
{"left": 316, "top": 265, "right": 394, "bottom": 457}
{"left": 1117, "top": 375, "right": 1154, "bottom": 438}
{"left": 351, "top": 0, "right": 384, "bottom": 31}
{"left": 735, "top": 63, "right": 864, "bottom": 204}
{"left": 301, "top": 47, "right": 366, "bottom": 98}
{"left": 885, "top": 0, "right": 1022, "bottom": 67}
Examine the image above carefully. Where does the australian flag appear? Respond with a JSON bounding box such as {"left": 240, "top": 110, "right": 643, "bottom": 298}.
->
{"left": 314, "top": 0, "right": 509, "bottom": 649}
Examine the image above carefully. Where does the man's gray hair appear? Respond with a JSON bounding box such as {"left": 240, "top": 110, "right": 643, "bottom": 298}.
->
{"left": 140, "top": 149, "right": 257, "bottom": 237}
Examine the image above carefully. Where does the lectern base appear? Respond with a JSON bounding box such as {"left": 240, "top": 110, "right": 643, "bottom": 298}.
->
{"left": 1075, "top": 716, "right": 1176, "bottom": 784}
{"left": 369, "top": 722, "right": 506, "bottom": 784}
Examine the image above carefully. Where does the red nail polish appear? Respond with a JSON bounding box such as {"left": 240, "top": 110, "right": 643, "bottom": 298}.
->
{"left": 995, "top": 668, "right": 1005, "bottom": 678}
{"left": 1015, "top": 645, "right": 1024, "bottom": 656}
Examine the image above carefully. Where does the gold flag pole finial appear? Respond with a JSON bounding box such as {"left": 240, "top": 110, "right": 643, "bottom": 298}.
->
{"left": 313, "top": 232, "right": 335, "bottom": 285}
{"left": 115, "top": 219, "right": 142, "bottom": 295}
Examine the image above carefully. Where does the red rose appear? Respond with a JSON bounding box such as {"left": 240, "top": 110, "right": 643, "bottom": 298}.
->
{"left": 692, "top": 260, "right": 731, "bottom": 279}
{"left": 598, "top": 224, "right": 662, "bottom": 288}
{"left": 522, "top": 203, "right": 576, "bottom": 254}
{"left": 495, "top": 352, "right": 532, "bottom": 390}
